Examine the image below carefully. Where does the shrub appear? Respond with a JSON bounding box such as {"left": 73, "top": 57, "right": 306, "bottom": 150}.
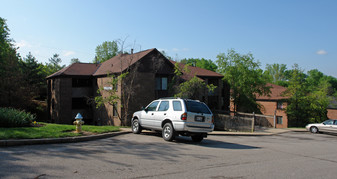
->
{"left": 0, "top": 108, "right": 36, "bottom": 127}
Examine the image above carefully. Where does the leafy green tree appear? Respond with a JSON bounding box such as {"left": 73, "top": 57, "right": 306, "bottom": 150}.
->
{"left": 285, "top": 66, "right": 334, "bottom": 126}
{"left": 19, "top": 52, "right": 47, "bottom": 99}
{"left": 285, "top": 64, "right": 313, "bottom": 127}
{"left": 326, "top": 76, "right": 337, "bottom": 96}
{"left": 70, "top": 58, "right": 80, "bottom": 64}
{"left": 94, "top": 41, "right": 118, "bottom": 63}
{"left": 170, "top": 62, "right": 216, "bottom": 100}
{"left": 180, "top": 58, "right": 217, "bottom": 72}
{"left": 0, "top": 17, "right": 30, "bottom": 108}
{"left": 44, "top": 54, "right": 65, "bottom": 75}
{"left": 308, "top": 79, "right": 330, "bottom": 123}
{"left": 216, "top": 49, "right": 269, "bottom": 113}
{"left": 264, "top": 63, "right": 288, "bottom": 83}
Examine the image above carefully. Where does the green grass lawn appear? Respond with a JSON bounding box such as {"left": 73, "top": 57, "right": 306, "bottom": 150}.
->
{"left": 0, "top": 123, "right": 120, "bottom": 140}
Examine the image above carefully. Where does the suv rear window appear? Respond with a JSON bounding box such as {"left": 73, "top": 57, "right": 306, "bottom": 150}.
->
{"left": 185, "top": 100, "right": 211, "bottom": 114}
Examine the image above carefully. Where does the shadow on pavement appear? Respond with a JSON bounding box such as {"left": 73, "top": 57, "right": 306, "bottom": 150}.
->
{"left": 141, "top": 132, "right": 260, "bottom": 150}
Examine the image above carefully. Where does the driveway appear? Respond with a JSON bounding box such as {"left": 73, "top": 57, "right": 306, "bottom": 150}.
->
{"left": 1, "top": 131, "right": 337, "bottom": 178}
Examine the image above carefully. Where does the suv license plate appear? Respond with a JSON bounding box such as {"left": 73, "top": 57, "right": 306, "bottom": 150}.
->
{"left": 195, "top": 116, "right": 204, "bottom": 122}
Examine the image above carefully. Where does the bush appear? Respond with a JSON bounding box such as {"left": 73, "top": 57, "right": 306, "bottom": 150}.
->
{"left": 0, "top": 108, "right": 36, "bottom": 127}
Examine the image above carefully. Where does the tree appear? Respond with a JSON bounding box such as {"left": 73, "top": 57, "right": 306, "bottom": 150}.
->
{"left": 70, "top": 58, "right": 80, "bottom": 64}
{"left": 44, "top": 54, "right": 65, "bottom": 76}
{"left": 94, "top": 41, "right": 119, "bottom": 63}
{"left": 216, "top": 49, "right": 269, "bottom": 113}
{"left": 264, "top": 63, "right": 288, "bottom": 83}
{"left": 180, "top": 58, "right": 217, "bottom": 72}
{"left": 19, "top": 52, "right": 47, "bottom": 99}
{"left": 284, "top": 66, "right": 333, "bottom": 127}
{"left": 308, "top": 79, "right": 330, "bottom": 123}
{"left": 0, "top": 17, "right": 30, "bottom": 108}
{"left": 172, "top": 63, "right": 216, "bottom": 100}
{"left": 284, "top": 64, "right": 311, "bottom": 127}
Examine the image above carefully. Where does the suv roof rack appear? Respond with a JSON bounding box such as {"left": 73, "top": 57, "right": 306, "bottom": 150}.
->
{"left": 159, "top": 97, "right": 181, "bottom": 100}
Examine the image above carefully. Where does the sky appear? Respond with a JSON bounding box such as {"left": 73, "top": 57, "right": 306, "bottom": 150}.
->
{"left": 1, "top": 0, "right": 336, "bottom": 77}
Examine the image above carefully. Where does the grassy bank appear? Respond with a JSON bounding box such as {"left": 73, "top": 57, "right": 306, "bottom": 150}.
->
{"left": 0, "top": 123, "right": 120, "bottom": 140}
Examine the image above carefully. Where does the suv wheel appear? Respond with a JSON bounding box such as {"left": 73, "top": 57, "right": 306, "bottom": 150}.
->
{"left": 162, "top": 123, "right": 175, "bottom": 141}
{"left": 132, "top": 119, "right": 142, "bottom": 134}
{"left": 191, "top": 134, "right": 204, "bottom": 142}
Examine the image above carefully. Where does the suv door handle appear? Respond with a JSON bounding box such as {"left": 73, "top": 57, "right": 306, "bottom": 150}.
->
{"left": 164, "top": 113, "right": 166, "bottom": 115}
{"left": 151, "top": 113, "right": 154, "bottom": 115}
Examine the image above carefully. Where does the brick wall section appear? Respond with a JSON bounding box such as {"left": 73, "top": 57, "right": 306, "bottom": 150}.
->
{"left": 94, "top": 77, "right": 121, "bottom": 126}
{"left": 94, "top": 72, "right": 158, "bottom": 126}
{"left": 328, "top": 109, "right": 337, "bottom": 119}
{"left": 49, "top": 78, "right": 72, "bottom": 124}
{"left": 257, "top": 101, "right": 288, "bottom": 128}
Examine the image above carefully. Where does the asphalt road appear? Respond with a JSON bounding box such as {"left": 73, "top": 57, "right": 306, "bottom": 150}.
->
{"left": 1, "top": 131, "right": 337, "bottom": 179}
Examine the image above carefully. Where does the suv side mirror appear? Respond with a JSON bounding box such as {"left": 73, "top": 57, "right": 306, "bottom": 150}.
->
{"left": 142, "top": 107, "right": 148, "bottom": 112}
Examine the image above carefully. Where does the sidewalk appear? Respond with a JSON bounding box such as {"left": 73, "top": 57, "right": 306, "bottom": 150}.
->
{"left": 0, "top": 127, "right": 305, "bottom": 147}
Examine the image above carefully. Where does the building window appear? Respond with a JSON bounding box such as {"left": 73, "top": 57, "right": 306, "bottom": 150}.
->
{"left": 156, "top": 77, "right": 168, "bottom": 90}
{"left": 277, "top": 101, "right": 283, "bottom": 109}
{"left": 72, "top": 78, "right": 92, "bottom": 87}
{"left": 277, "top": 116, "right": 283, "bottom": 124}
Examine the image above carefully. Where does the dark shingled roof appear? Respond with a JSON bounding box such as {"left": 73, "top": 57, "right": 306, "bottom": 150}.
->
{"left": 46, "top": 63, "right": 100, "bottom": 79}
{"left": 256, "top": 83, "right": 289, "bottom": 100}
{"left": 93, "top": 48, "right": 155, "bottom": 76}
{"left": 46, "top": 48, "right": 224, "bottom": 80}
{"left": 169, "top": 60, "right": 223, "bottom": 80}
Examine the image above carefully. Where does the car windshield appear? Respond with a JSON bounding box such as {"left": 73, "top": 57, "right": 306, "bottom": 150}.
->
{"left": 185, "top": 100, "right": 211, "bottom": 114}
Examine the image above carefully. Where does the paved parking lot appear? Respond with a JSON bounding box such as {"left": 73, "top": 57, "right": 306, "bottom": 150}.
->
{"left": 1, "top": 131, "right": 337, "bottom": 179}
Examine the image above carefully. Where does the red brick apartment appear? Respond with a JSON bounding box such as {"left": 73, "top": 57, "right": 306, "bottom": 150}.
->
{"left": 46, "top": 48, "right": 229, "bottom": 126}
{"left": 256, "top": 84, "right": 289, "bottom": 128}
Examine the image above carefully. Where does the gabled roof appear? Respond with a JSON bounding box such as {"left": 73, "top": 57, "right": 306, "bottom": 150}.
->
{"left": 169, "top": 60, "right": 223, "bottom": 80}
{"left": 46, "top": 48, "right": 224, "bottom": 80}
{"left": 93, "top": 48, "right": 156, "bottom": 76}
{"left": 46, "top": 63, "right": 100, "bottom": 79}
{"left": 256, "top": 83, "right": 289, "bottom": 100}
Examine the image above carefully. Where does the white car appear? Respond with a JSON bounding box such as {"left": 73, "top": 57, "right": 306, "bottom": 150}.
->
{"left": 306, "top": 119, "right": 337, "bottom": 133}
{"left": 131, "top": 98, "right": 214, "bottom": 142}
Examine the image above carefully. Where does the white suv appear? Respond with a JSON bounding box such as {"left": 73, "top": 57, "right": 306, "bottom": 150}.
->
{"left": 131, "top": 98, "right": 214, "bottom": 142}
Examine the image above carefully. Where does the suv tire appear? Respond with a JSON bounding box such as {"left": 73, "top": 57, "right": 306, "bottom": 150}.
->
{"left": 162, "top": 123, "right": 175, "bottom": 141}
{"left": 132, "top": 119, "right": 142, "bottom": 134}
{"left": 191, "top": 134, "right": 204, "bottom": 142}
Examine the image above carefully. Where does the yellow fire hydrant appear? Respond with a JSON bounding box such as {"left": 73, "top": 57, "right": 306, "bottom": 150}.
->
{"left": 73, "top": 113, "right": 84, "bottom": 133}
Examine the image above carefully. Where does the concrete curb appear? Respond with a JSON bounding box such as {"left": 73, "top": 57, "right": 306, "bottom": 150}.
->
{"left": 0, "top": 131, "right": 132, "bottom": 147}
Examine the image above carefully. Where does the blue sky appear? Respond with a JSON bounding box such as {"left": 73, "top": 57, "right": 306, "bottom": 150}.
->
{"left": 1, "top": 0, "right": 336, "bottom": 77}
